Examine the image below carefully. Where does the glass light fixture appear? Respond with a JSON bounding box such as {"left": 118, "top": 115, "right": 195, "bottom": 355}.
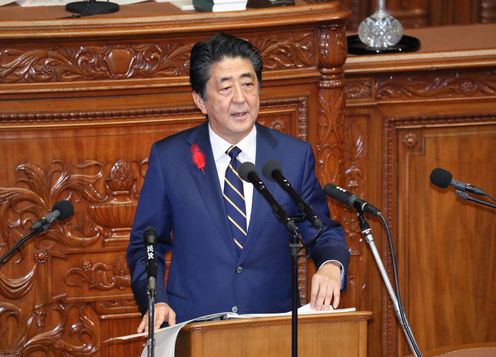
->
{"left": 358, "top": 0, "right": 403, "bottom": 49}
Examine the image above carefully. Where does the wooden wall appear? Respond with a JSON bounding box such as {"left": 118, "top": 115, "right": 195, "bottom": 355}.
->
{"left": 344, "top": 24, "right": 496, "bottom": 357}
{"left": 0, "top": 2, "right": 350, "bottom": 356}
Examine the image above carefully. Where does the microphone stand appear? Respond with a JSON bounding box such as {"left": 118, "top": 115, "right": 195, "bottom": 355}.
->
{"left": 146, "top": 277, "right": 156, "bottom": 357}
{"left": 456, "top": 190, "right": 496, "bottom": 209}
{"left": 285, "top": 217, "right": 304, "bottom": 357}
{"left": 0, "top": 219, "right": 54, "bottom": 266}
{"left": 357, "top": 210, "right": 422, "bottom": 357}
{"left": 0, "top": 229, "right": 40, "bottom": 266}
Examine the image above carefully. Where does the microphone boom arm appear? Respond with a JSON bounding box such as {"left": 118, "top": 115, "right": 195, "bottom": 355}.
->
{"left": 0, "top": 229, "right": 42, "bottom": 266}
{"left": 456, "top": 190, "right": 496, "bottom": 209}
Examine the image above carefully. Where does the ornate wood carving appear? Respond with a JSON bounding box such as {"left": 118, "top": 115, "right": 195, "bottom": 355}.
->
{"left": 377, "top": 69, "right": 496, "bottom": 100}
{"left": 0, "top": 157, "right": 145, "bottom": 354}
{"left": 345, "top": 78, "right": 374, "bottom": 100}
{"left": 0, "top": 43, "right": 192, "bottom": 83}
{"left": 258, "top": 97, "right": 309, "bottom": 140}
{"left": 0, "top": 300, "right": 99, "bottom": 356}
{"left": 251, "top": 31, "right": 316, "bottom": 70}
{"left": 316, "top": 24, "right": 347, "bottom": 223}
{"left": 341, "top": 113, "right": 371, "bottom": 309}
{"left": 0, "top": 30, "right": 316, "bottom": 85}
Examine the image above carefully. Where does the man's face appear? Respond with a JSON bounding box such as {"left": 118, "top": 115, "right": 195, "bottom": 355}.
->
{"left": 193, "top": 56, "right": 260, "bottom": 144}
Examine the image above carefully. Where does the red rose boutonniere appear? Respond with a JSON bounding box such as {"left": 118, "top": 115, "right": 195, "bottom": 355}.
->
{"left": 191, "top": 144, "right": 206, "bottom": 173}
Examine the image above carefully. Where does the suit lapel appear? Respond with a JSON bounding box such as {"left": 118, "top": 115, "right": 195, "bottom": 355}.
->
{"left": 241, "top": 125, "right": 283, "bottom": 261}
{"left": 186, "top": 123, "right": 238, "bottom": 260}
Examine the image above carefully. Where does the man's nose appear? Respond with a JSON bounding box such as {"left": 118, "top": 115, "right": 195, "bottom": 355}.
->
{"left": 232, "top": 84, "right": 246, "bottom": 103}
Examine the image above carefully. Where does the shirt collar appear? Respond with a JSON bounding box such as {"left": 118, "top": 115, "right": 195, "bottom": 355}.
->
{"left": 209, "top": 124, "right": 257, "bottom": 162}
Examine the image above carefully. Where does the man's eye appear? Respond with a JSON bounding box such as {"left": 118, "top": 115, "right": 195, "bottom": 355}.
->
{"left": 220, "top": 86, "right": 231, "bottom": 93}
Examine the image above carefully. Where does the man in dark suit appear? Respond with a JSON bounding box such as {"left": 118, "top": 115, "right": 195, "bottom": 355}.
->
{"left": 126, "top": 33, "right": 349, "bottom": 332}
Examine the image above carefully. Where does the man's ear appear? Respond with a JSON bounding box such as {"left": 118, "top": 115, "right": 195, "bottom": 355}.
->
{"left": 192, "top": 91, "right": 207, "bottom": 115}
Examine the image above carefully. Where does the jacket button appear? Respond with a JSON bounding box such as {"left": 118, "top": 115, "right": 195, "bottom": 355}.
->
{"left": 236, "top": 266, "right": 243, "bottom": 274}
{"left": 232, "top": 306, "right": 238, "bottom": 313}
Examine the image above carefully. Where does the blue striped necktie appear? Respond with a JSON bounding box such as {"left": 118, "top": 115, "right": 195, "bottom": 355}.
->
{"left": 223, "top": 146, "right": 247, "bottom": 254}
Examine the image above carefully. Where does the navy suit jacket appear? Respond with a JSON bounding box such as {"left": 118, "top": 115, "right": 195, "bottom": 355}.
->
{"left": 126, "top": 122, "right": 349, "bottom": 323}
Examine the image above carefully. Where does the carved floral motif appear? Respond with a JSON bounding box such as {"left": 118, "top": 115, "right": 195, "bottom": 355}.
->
{"left": 252, "top": 32, "right": 315, "bottom": 70}
{"left": 402, "top": 133, "right": 418, "bottom": 148}
{"left": 0, "top": 301, "right": 98, "bottom": 355}
{"left": 0, "top": 32, "right": 316, "bottom": 84}
{"left": 345, "top": 78, "right": 374, "bottom": 100}
{"left": 64, "top": 255, "right": 130, "bottom": 291}
{"left": 0, "top": 158, "right": 145, "bottom": 355}
{"left": 0, "top": 159, "right": 144, "bottom": 297}
{"left": 0, "top": 160, "right": 103, "bottom": 252}
{"left": 377, "top": 69, "right": 496, "bottom": 100}
{"left": 87, "top": 160, "right": 138, "bottom": 243}
{"left": 0, "top": 43, "right": 192, "bottom": 83}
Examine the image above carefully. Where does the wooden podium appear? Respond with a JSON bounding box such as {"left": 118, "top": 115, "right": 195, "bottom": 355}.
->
{"left": 175, "top": 311, "right": 372, "bottom": 357}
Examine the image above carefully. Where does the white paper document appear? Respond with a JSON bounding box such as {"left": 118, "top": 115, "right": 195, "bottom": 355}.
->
{"left": 228, "top": 303, "right": 356, "bottom": 319}
{"left": 107, "top": 305, "right": 356, "bottom": 357}
{"left": 0, "top": 1, "right": 16, "bottom": 6}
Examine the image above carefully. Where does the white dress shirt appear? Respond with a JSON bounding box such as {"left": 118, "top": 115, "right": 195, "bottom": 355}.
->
{"left": 209, "top": 124, "right": 256, "bottom": 228}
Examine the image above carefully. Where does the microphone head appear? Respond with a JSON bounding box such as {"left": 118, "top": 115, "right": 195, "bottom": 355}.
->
{"left": 52, "top": 200, "right": 74, "bottom": 221}
{"left": 143, "top": 226, "right": 158, "bottom": 245}
{"left": 430, "top": 168, "right": 452, "bottom": 188}
{"left": 262, "top": 160, "right": 281, "bottom": 181}
{"left": 238, "top": 161, "right": 257, "bottom": 182}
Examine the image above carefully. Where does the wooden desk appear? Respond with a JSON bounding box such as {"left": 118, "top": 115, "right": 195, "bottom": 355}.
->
{"left": 176, "top": 312, "right": 372, "bottom": 357}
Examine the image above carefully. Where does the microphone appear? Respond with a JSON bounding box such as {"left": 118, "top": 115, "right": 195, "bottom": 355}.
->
{"left": 238, "top": 162, "right": 297, "bottom": 231}
{"left": 143, "top": 227, "right": 158, "bottom": 355}
{"left": 430, "top": 167, "right": 486, "bottom": 196}
{"left": 1, "top": 200, "right": 74, "bottom": 265}
{"left": 324, "top": 183, "right": 380, "bottom": 216}
{"left": 262, "top": 160, "right": 323, "bottom": 229}
{"left": 30, "top": 200, "right": 74, "bottom": 232}
{"left": 143, "top": 226, "right": 158, "bottom": 293}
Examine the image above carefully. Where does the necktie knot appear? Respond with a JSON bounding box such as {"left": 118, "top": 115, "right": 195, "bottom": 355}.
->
{"left": 227, "top": 146, "right": 242, "bottom": 160}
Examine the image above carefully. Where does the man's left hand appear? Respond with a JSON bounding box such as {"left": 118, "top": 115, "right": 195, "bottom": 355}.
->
{"left": 309, "top": 262, "right": 342, "bottom": 310}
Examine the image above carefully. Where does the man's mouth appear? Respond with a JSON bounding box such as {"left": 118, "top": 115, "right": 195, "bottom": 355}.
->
{"left": 232, "top": 112, "right": 247, "bottom": 118}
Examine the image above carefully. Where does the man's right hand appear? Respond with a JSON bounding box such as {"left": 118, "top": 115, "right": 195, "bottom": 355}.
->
{"left": 137, "top": 302, "right": 176, "bottom": 333}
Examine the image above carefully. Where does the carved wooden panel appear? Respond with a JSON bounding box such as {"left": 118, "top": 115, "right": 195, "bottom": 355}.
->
{"left": 344, "top": 24, "right": 496, "bottom": 356}
{"left": 0, "top": 30, "right": 316, "bottom": 86}
{"left": 387, "top": 113, "right": 496, "bottom": 355}
{"left": 376, "top": 69, "right": 496, "bottom": 100}
{"left": 344, "top": 69, "right": 496, "bottom": 102}
{"left": 341, "top": 112, "right": 372, "bottom": 311}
